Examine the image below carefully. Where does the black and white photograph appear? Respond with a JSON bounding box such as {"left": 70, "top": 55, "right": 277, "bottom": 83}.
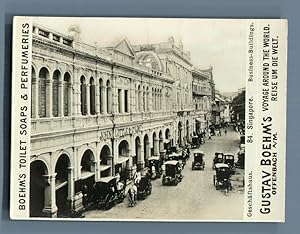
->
{"left": 10, "top": 17, "right": 287, "bottom": 221}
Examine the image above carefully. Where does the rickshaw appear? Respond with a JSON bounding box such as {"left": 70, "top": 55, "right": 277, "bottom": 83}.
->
{"left": 224, "top": 153, "right": 236, "bottom": 174}
{"left": 213, "top": 163, "right": 232, "bottom": 194}
{"left": 213, "top": 152, "right": 224, "bottom": 169}
{"left": 147, "top": 156, "right": 162, "bottom": 179}
{"left": 162, "top": 160, "right": 183, "bottom": 186}
{"left": 137, "top": 174, "right": 152, "bottom": 200}
{"left": 192, "top": 150, "right": 205, "bottom": 170}
{"left": 93, "top": 176, "right": 125, "bottom": 210}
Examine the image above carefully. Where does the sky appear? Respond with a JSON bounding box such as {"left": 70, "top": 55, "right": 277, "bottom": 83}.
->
{"left": 32, "top": 17, "right": 246, "bottom": 93}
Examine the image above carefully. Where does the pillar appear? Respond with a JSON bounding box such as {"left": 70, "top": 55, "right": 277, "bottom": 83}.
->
{"left": 67, "top": 167, "right": 75, "bottom": 210}
{"left": 95, "top": 82, "right": 100, "bottom": 114}
{"left": 108, "top": 154, "right": 113, "bottom": 176}
{"left": 101, "top": 86, "right": 107, "bottom": 114}
{"left": 42, "top": 173, "right": 57, "bottom": 217}
{"left": 86, "top": 84, "right": 90, "bottom": 115}
{"left": 153, "top": 139, "right": 159, "bottom": 156}
{"left": 45, "top": 79, "right": 53, "bottom": 117}
{"left": 137, "top": 142, "right": 145, "bottom": 171}
{"left": 58, "top": 81, "right": 63, "bottom": 117}
{"left": 31, "top": 77, "right": 39, "bottom": 118}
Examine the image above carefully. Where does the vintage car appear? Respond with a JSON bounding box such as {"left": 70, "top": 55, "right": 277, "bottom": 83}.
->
{"left": 192, "top": 149, "right": 205, "bottom": 170}
{"left": 224, "top": 153, "right": 236, "bottom": 174}
{"left": 166, "top": 152, "right": 186, "bottom": 167}
{"left": 213, "top": 152, "right": 224, "bottom": 169}
{"left": 191, "top": 136, "right": 200, "bottom": 148}
{"left": 136, "top": 174, "right": 152, "bottom": 200}
{"left": 162, "top": 160, "right": 183, "bottom": 186}
{"left": 213, "top": 163, "right": 232, "bottom": 194}
{"left": 147, "top": 156, "right": 162, "bottom": 179}
{"left": 93, "top": 176, "right": 125, "bottom": 210}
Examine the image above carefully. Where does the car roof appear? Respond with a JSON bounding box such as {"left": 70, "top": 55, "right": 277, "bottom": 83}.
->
{"left": 194, "top": 150, "right": 204, "bottom": 154}
{"left": 164, "top": 160, "right": 179, "bottom": 166}
{"left": 215, "top": 152, "right": 223, "bottom": 154}
{"left": 98, "top": 176, "right": 116, "bottom": 183}
{"left": 224, "top": 153, "right": 234, "bottom": 157}
{"left": 215, "top": 163, "right": 229, "bottom": 169}
{"left": 148, "top": 156, "right": 160, "bottom": 161}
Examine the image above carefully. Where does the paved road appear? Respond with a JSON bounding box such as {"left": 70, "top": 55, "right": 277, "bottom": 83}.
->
{"left": 84, "top": 129, "right": 244, "bottom": 220}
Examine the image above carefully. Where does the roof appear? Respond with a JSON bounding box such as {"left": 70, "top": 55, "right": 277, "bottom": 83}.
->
{"left": 164, "top": 160, "right": 179, "bottom": 166}
{"left": 193, "top": 150, "right": 204, "bottom": 155}
{"left": 215, "top": 163, "right": 229, "bottom": 169}
{"left": 98, "top": 176, "right": 116, "bottom": 183}
{"left": 148, "top": 156, "right": 160, "bottom": 161}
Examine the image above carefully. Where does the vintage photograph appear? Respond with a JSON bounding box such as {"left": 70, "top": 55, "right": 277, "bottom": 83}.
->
{"left": 25, "top": 17, "right": 248, "bottom": 220}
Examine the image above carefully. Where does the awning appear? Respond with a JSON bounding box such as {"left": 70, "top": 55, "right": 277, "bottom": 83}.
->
{"left": 81, "top": 171, "right": 95, "bottom": 180}
{"left": 117, "top": 156, "right": 129, "bottom": 164}
{"left": 100, "top": 165, "right": 111, "bottom": 172}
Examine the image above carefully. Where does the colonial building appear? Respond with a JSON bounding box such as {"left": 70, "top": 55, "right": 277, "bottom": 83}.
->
{"left": 29, "top": 25, "right": 196, "bottom": 217}
{"left": 191, "top": 67, "right": 215, "bottom": 134}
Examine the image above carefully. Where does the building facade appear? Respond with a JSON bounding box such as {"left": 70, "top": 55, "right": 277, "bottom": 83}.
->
{"left": 30, "top": 25, "right": 197, "bottom": 217}
{"left": 192, "top": 67, "right": 215, "bottom": 134}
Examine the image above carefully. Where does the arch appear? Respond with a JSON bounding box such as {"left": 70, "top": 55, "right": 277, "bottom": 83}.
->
{"left": 30, "top": 160, "right": 48, "bottom": 217}
{"left": 38, "top": 67, "right": 50, "bottom": 117}
{"left": 118, "top": 140, "right": 129, "bottom": 157}
{"left": 52, "top": 70, "right": 61, "bottom": 117}
{"left": 80, "top": 76, "right": 87, "bottom": 115}
{"left": 63, "top": 72, "right": 71, "bottom": 116}
{"left": 100, "top": 145, "right": 111, "bottom": 165}
{"left": 89, "top": 77, "right": 96, "bottom": 115}
{"left": 80, "top": 149, "right": 95, "bottom": 173}
{"left": 54, "top": 154, "right": 70, "bottom": 216}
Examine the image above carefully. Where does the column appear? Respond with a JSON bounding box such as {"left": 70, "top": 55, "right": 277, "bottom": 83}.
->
{"left": 95, "top": 82, "right": 100, "bottom": 114}
{"left": 31, "top": 77, "right": 39, "bottom": 118}
{"left": 67, "top": 167, "right": 75, "bottom": 209}
{"left": 58, "top": 81, "right": 63, "bottom": 117}
{"left": 73, "top": 69, "right": 81, "bottom": 116}
{"left": 150, "top": 90, "right": 153, "bottom": 111}
{"left": 137, "top": 142, "right": 145, "bottom": 171}
{"left": 94, "top": 159, "right": 101, "bottom": 182}
{"left": 101, "top": 86, "right": 107, "bottom": 114}
{"left": 68, "top": 82, "right": 73, "bottom": 116}
{"left": 112, "top": 76, "right": 118, "bottom": 113}
{"left": 153, "top": 139, "right": 159, "bottom": 156}
{"left": 42, "top": 173, "right": 57, "bottom": 217}
{"left": 86, "top": 84, "right": 90, "bottom": 115}
{"left": 108, "top": 154, "right": 113, "bottom": 176}
{"left": 46, "top": 79, "right": 53, "bottom": 117}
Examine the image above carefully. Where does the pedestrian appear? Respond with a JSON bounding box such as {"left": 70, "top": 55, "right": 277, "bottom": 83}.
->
{"left": 224, "top": 129, "right": 227, "bottom": 135}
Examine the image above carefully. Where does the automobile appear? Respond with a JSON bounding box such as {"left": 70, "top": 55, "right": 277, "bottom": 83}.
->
{"left": 213, "top": 152, "right": 224, "bottom": 169}
{"left": 93, "top": 176, "right": 125, "bottom": 210}
{"left": 191, "top": 135, "right": 201, "bottom": 148}
{"left": 147, "top": 156, "right": 162, "bottom": 179}
{"left": 192, "top": 149, "right": 205, "bottom": 170}
{"left": 224, "top": 153, "right": 236, "bottom": 174}
{"left": 166, "top": 152, "right": 186, "bottom": 167}
{"left": 136, "top": 174, "right": 152, "bottom": 200}
{"left": 162, "top": 160, "right": 183, "bottom": 186}
{"left": 213, "top": 163, "right": 232, "bottom": 194}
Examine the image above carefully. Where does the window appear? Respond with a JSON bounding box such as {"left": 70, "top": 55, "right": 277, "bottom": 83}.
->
{"left": 63, "top": 72, "right": 71, "bottom": 116}
{"left": 80, "top": 76, "right": 87, "bottom": 115}
{"left": 124, "top": 90, "right": 128, "bottom": 113}
{"left": 38, "top": 67, "right": 49, "bottom": 118}
{"left": 118, "top": 89, "right": 122, "bottom": 113}
{"left": 52, "top": 70, "right": 60, "bottom": 117}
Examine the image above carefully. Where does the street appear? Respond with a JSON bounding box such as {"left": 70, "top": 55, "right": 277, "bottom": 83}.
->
{"left": 84, "top": 128, "right": 244, "bottom": 220}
